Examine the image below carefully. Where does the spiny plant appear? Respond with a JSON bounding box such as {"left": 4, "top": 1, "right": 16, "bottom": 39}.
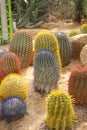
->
{"left": 0, "top": 74, "right": 28, "bottom": 100}
{"left": 46, "top": 89, "right": 76, "bottom": 130}
{"left": 10, "top": 29, "right": 33, "bottom": 69}
{"left": 68, "top": 65, "right": 87, "bottom": 105}
{"left": 68, "top": 29, "right": 81, "bottom": 37}
{"left": 54, "top": 32, "right": 72, "bottom": 67}
{"left": 81, "top": 24, "right": 87, "bottom": 33}
{"left": 1, "top": 96, "right": 26, "bottom": 121}
{"left": 1, "top": 52, "right": 21, "bottom": 75}
{"left": 34, "top": 50, "right": 60, "bottom": 93}
{"left": 34, "top": 30, "right": 62, "bottom": 71}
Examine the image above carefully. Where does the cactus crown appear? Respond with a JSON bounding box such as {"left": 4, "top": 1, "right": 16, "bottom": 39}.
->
{"left": 0, "top": 74, "right": 28, "bottom": 100}
{"left": 34, "top": 30, "right": 62, "bottom": 70}
{"left": 46, "top": 89, "right": 76, "bottom": 130}
{"left": 1, "top": 96, "right": 26, "bottom": 121}
{"left": 68, "top": 65, "right": 87, "bottom": 105}
{"left": 34, "top": 50, "right": 60, "bottom": 93}
{"left": 10, "top": 29, "right": 33, "bottom": 68}
{"left": 1, "top": 52, "right": 21, "bottom": 75}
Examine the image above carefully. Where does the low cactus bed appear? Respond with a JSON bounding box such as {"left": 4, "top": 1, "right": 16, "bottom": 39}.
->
{"left": 68, "top": 29, "right": 80, "bottom": 37}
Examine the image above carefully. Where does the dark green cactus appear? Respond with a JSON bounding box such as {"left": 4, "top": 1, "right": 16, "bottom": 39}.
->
{"left": 68, "top": 65, "right": 87, "bottom": 105}
{"left": 1, "top": 52, "right": 21, "bottom": 75}
{"left": 9, "top": 29, "right": 33, "bottom": 68}
{"left": 46, "top": 89, "right": 76, "bottom": 130}
{"left": 34, "top": 50, "right": 60, "bottom": 93}
{"left": 34, "top": 30, "right": 62, "bottom": 71}
{"left": 54, "top": 32, "right": 72, "bottom": 67}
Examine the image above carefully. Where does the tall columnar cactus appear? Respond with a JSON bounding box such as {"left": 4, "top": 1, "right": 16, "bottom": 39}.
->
{"left": 9, "top": 29, "right": 33, "bottom": 69}
{"left": 46, "top": 90, "right": 76, "bottom": 130}
{"left": 1, "top": 52, "right": 21, "bottom": 75}
{"left": 54, "top": 32, "right": 72, "bottom": 67}
{"left": 34, "top": 30, "right": 62, "bottom": 71}
{"left": 34, "top": 50, "right": 60, "bottom": 93}
{"left": 0, "top": 74, "right": 28, "bottom": 100}
{"left": 68, "top": 66, "right": 87, "bottom": 105}
{"left": 1, "top": 96, "right": 26, "bottom": 121}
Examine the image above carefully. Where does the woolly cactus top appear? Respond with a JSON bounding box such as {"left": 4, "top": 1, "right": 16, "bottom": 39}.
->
{"left": 0, "top": 74, "right": 28, "bottom": 100}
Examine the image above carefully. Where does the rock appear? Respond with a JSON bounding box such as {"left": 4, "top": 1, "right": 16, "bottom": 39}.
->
{"left": 69, "top": 34, "right": 87, "bottom": 59}
{"left": 80, "top": 44, "right": 87, "bottom": 67}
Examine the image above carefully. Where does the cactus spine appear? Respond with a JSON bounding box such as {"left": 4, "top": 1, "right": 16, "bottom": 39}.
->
{"left": 68, "top": 66, "right": 87, "bottom": 105}
{"left": 1, "top": 52, "right": 21, "bottom": 75}
{"left": 46, "top": 90, "right": 76, "bottom": 130}
{"left": 10, "top": 29, "right": 33, "bottom": 68}
{"left": 34, "top": 50, "right": 60, "bottom": 93}
{"left": 34, "top": 30, "right": 62, "bottom": 71}
{"left": 0, "top": 74, "right": 28, "bottom": 100}
{"left": 55, "top": 32, "right": 72, "bottom": 67}
{"left": 1, "top": 96, "right": 26, "bottom": 121}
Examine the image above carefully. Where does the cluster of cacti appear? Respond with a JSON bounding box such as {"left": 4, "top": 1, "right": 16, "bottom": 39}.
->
{"left": 68, "top": 29, "right": 81, "bottom": 37}
{"left": 10, "top": 29, "right": 33, "bottom": 69}
{"left": 1, "top": 96, "right": 26, "bottom": 121}
{"left": 1, "top": 52, "right": 21, "bottom": 75}
{"left": 34, "top": 50, "right": 60, "bottom": 93}
{"left": 80, "top": 44, "right": 87, "bottom": 67}
{"left": 80, "top": 24, "right": 87, "bottom": 33}
{"left": 46, "top": 89, "right": 76, "bottom": 130}
{"left": 34, "top": 30, "right": 62, "bottom": 70}
{"left": 54, "top": 32, "right": 72, "bottom": 67}
{"left": 0, "top": 74, "right": 28, "bottom": 100}
{"left": 68, "top": 66, "right": 87, "bottom": 105}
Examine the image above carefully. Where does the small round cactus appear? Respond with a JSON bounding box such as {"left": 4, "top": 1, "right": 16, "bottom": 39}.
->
{"left": 0, "top": 74, "right": 28, "bottom": 100}
{"left": 34, "top": 50, "right": 60, "bottom": 93}
{"left": 46, "top": 90, "right": 76, "bottom": 130}
{"left": 55, "top": 32, "right": 72, "bottom": 67}
{"left": 81, "top": 24, "right": 87, "bottom": 33}
{"left": 80, "top": 44, "right": 87, "bottom": 67}
{"left": 68, "top": 29, "right": 80, "bottom": 37}
{"left": 10, "top": 29, "right": 33, "bottom": 68}
{"left": 34, "top": 30, "right": 62, "bottom": 71}
{"left": 68, "top": 66, "right": 87, "bottom": 105}
{"left": 1, "top": 52, "right": 21, "bottom": 75}
{"left": 1, "top": 96, "right": 26, "bottom": 121}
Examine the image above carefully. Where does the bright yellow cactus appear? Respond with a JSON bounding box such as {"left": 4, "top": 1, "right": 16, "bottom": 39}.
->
{"left": 46, "top": 89, "right": 76, "bottom": 130}
{"left": 68, "top": 29, "right": 81, "bottom": 37}
{"left": 34, "top": 30, "right": 62, "bottom": 71}
{"left": 0, "top": 74, "right": 28, "bottom": 100}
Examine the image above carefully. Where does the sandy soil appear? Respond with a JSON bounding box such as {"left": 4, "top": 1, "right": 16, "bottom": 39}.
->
{"left": 0, "top": 23, "right": 87, "bottom": 130}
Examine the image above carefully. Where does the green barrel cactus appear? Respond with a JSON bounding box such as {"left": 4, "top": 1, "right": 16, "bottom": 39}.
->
{"left": 68, "top": 66, "right": 87, "bottom": 105}
{"left": 46, "top": 90, "right": 76, "bottom": 130}
{"left": 1, "top": 96, "right": 26, "bottom": 121}
{"left": 1, "top": 52, "right": 21, "bottom": 75}
{"left": 9, "top": 29, "right": 33, "bottom": 68}
{"left": 0, "top": 74, "right": 28, "bottom": 100}
{"left": 54, "top": 32, "right": 72, "bottom": 67}
{"left": 34, "top": 30, "right": 62, "bottom": 71}
{"left": 0, "top": 50, "right": 7, "bottom": 59}
{"left": 68, "top": 29, "right": 80, "bottom": 37}
{"left": 34, "top": 50, "right": 60, "bottom": 93}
